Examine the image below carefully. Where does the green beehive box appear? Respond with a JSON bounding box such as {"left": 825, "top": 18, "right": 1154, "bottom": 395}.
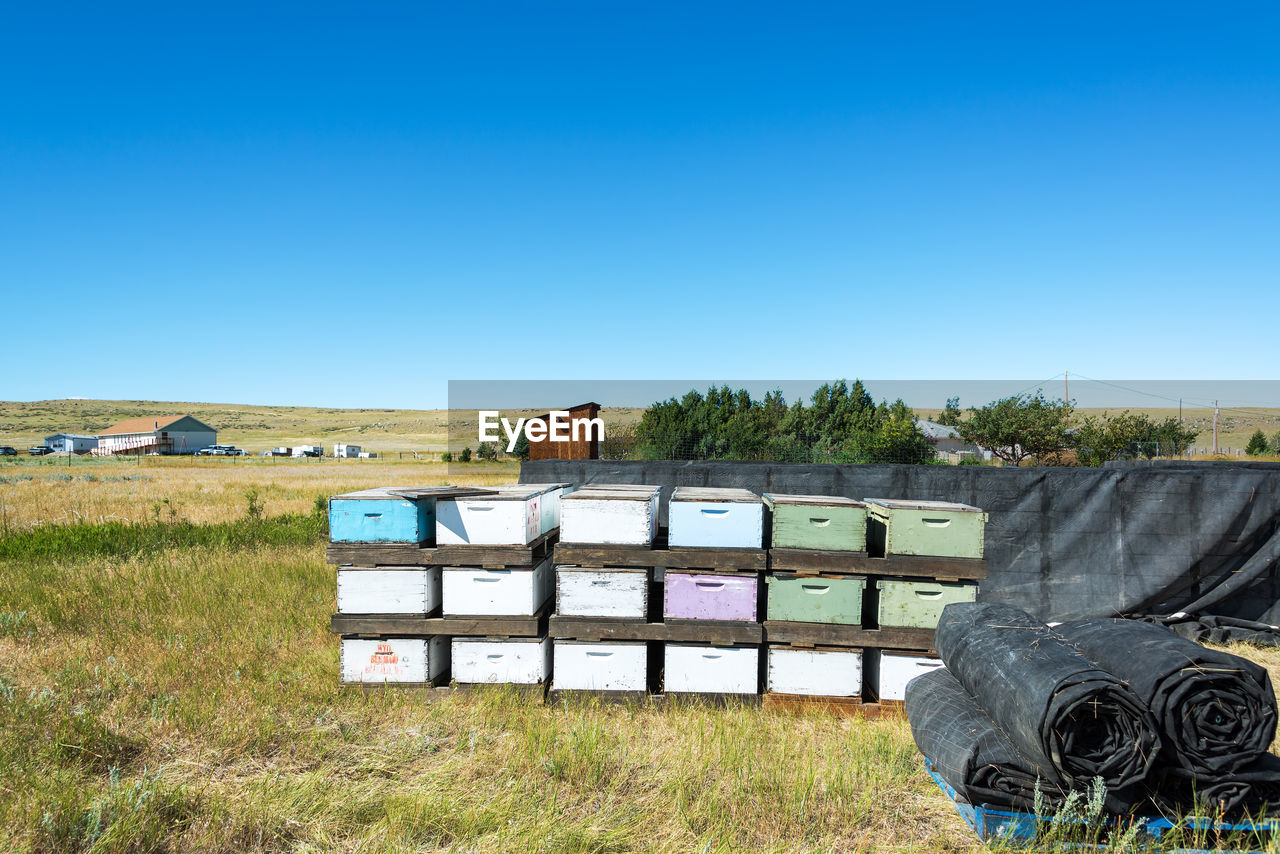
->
{"left": 765, "top": 573, "right": 866, "bottom": 624}
{"left": 864, "top": 499, "right": 987, "bottom": 559}
{"left": 763, "top": 493, "right": 867, "bottom": 551}
{"left": 874, "top": 579, "right": 978, "bottom": 629}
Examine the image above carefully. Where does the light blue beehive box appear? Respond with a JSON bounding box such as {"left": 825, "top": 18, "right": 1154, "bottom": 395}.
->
{"left": 329, "top": 487, "right": 434, "bottom": 544}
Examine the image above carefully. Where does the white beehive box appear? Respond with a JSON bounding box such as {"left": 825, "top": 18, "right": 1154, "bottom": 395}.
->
{"left": 875, "top": 651, "right": 945, "bottom": 701}
{"left": 340, "top": 636, "right": 448, "bottom": 684}
{"left": 552, "top": 641, "right": 647, "bottom": 692}
{"left": 555, "top": 566, "right": 648, "bottom": 618}
{"left": 668, "top": 487, "right": 763, "bottom": 549}
{"left": 766, "top": 646, "right": 862, "bottom": 697}
{"left": 560, "top": 485, "right": 661, "bottom": 545}
{"left": 452, "top": 637, "right": 551, "bottom": 684}
{"left": 435, "top": 484, "right": 565, "bottom": 545}
{"left": 664, "top": 643, "right": 759, "bottom": 694}
{"left": 337, "top": 566, "right": 442, "bottom": 614}
{"left": 442, "top": 556, "right": 552, "bottom": 616}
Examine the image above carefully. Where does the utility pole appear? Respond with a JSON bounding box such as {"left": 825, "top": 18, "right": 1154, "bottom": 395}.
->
{"left": 1064, "top": 371, "right": 1069, "bottom": 404}
{"left": 1212, "top": 400, "right": 1219, "bottom": 455}
{"left": 1178, "top": 398, "right": 1182, "bottom": 424}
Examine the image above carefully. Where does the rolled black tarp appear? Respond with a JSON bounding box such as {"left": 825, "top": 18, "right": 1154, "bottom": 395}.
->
{"left": 935, "top": 603, "right": 1161, "bottom": 804}
{"left": 905, "top": 666, "right": 1068, "bottom": 811}
{"left": 1055, "top": 618, "right": 1277, "bottom": 776}
{"left": 1156, "top": 754, "right": 1280, "bottom": 818}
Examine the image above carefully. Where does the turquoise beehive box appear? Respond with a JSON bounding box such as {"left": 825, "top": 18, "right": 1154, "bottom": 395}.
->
{"left": 329, "top": 486, "right": 493, "bottom": 544}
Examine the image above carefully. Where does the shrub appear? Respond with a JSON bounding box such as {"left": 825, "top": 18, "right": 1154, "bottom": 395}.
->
{"left": 458, "top": 447, "right": 471, "bottom": 463}
{"left": 1246, "top": 429, "right": 1270, "bottom": 456}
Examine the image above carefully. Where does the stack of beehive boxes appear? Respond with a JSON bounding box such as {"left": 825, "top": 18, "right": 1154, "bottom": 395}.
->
{"left": 861, "top": 499, "right": 985, "bottom": 702}
{"left": 329, "top": 481, "right": 987, "bottom": 709}
{"left": 662, "top": 487, "right": 765, "bottom": 696}
{"left": 551, "top": 484, "right": 661, "bottom": 695}
{"left": 761, "top": 494, "right": 869, "bottom": 705}
{"left": 329, "top": 483, "right": 567, "bottom": 691}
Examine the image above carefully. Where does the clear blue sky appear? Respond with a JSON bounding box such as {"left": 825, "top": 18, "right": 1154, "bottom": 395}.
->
{"left": 3, "top": 3, "right": 1278, "bottom": 408}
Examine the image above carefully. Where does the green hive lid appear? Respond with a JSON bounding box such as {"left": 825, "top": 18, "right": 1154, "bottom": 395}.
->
{"left": 762, "top": 493, "right": 865, "bottom": 507}
{"left": 863, "top": 498, "right": 983, "bottom": 513}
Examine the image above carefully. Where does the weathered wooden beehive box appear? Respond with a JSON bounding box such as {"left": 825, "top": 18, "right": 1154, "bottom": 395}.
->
{"left": 451, "top": 637, "right": 551, "bottom": 685}
{"left": 763, "top": 493, "right": 866, "bottom": 551}
{"left": 766, "top": 646, "right": 863, "bottom": 697}
{"left": 664, "top": 571, "right": 758, "bottom": 621}
{"left": 555, "top": 566, "right": 649, "bottom": 618}
{"left": 552, "top": 640, "right": 647, "bottom": 692}
{"left": 328, "top": 487, "right": 435, "bottom": 544}
{"left": 871, "top": 650, "right": 945, "bottom": 702}
{"left": 874, "top": 579, "right": 977, "bottom": 629}
{"left": 668, "top": 487, "right": 763, "bottom": 549}
{"left": 340, "top": 636, "right": 448, "bottom": 684}
{"left": 864, "top": 499, "right": 986, "bottom": 559}
{"left": 436, "top": 484, "right": 565, "bottom": 546}
{"left": 336, "top": 566, "right": 442, "bottom": 614}
{"left": 764, "top": 574, "right": 865, "bottom": 624}
{"left": 664, "top": 644, "right": 759, "bottom": 694}
{"left": 442, "top": 556, "right": 553, "bottom": 617}
{"left": 559, "top": 484, "right": 661, "bottom": 545}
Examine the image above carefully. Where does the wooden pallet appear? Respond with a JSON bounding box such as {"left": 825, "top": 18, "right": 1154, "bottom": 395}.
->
{"left": 453, "top": 681, "right": 549, "bottom": 702}
{"left": 340, "top": 670, "right": 452, "bottom": 691}
{"left": 762, "top": 693, "right": 905, "bottom": 718}
{"left": 549, "top": 615, "right": 763, "bottom": 644}
{"left": 547, "top": 689, "right": 653, "bottom": 706}
{"left": 768, "top": 549, "right": 985, "bottom": 581}
{"left": 331, "top": 601, "right": 551, "bottom": 638}
{"left": 763, "top": 621, "right": 935, "bottom": 651}
{"left": 555, "top": 541, "right": 766, "bottom": 572}
{"left": 927, "top": 760, "right": 1279, "bottom": 851}
{"left": 327, "top": 528, "right": 557, "bottom": 568}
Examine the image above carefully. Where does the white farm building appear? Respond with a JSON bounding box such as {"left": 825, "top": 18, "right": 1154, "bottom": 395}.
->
{"left": 44, "top": 434, "right": 99, "bottom": 454}
{"left": 94, "top": 415, "right": 217, "bottom": 456}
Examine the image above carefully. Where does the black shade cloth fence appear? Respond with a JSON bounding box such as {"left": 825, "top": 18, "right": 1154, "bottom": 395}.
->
{"left": 1054, "top": 618, "right": 1277, "bottom": 776}
{"left": 522, "top": 460, "right": 1280, "bottom": 625}
{"left": 934, "top": 603, "right": 1160, "bottom": 807}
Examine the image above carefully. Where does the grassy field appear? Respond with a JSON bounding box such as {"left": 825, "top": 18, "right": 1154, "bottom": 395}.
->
{"left": 3, "top": 461, "right": 1280, "bottom": 852}
{"left": 0, "top": 462, "right": 980, "bottom": 853}
{"left": 0, "top": 400, "right": 647, "bottom": 457}
{"left": 4, "top": 398, "right": 1279, "bottom": 458}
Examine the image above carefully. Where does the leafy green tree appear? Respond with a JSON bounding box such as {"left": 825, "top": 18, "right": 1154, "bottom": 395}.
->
{"left": 458, "top": 446, "right": 471, "bottom": 463}
{"left": 511, "top": 432, "right": 530, "bottom": 461}
{"left": 936, "top": 397, "right": 963, "bottom": 427}
{"left": 1272, "top": 432, "right": 1280, "bottom": 455}
{"left": 1073, "top": 412, "right": 1200, "bottom": 466}
{"left": 1246, "top": 430, "right": 1270, "bottom": 456}
{"left": 957, "top": 391, "right": 1073, "bottom": 465}
{"left": 440, "top": 451, "right": 452, "bottom": 463}
{"left": 476, "top": 442, "right": 499, "bottom": 462}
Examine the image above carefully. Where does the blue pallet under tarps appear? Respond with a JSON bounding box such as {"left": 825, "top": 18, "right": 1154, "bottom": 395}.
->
{"left": 926, "top": 760, "right": 1280, "bottom": 853}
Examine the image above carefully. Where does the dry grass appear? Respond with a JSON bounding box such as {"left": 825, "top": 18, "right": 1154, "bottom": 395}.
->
{"left": 0, "top": 457, "right": 520, "bottom": 530}
{"left": 0, "top": 537, "right": 979, "bottom": 853}
{"left": 0, "top": 399, "right": 648, "bottom": 456}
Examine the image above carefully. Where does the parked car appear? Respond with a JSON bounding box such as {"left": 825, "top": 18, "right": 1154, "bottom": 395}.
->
{"left": 226, "top": 448, "right": 248, "bottom": 456}
{"left": 195, "top": 447, "right": 221, "bottom": 456}
{"left": 0, "top": 446, "right": 17, "bottom": 456}
{"left": 28, "top": 446, "right": 52, "bottom": 456}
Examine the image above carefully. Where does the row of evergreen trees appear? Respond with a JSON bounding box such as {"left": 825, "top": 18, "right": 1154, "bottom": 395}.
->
{"left": 630, "top": 381, "right": 936, "bottom": 464}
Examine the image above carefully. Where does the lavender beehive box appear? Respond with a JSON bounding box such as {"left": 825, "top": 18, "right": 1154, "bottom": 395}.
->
{"left": 663, "top": 571, "right": 758, "bottom": 621}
